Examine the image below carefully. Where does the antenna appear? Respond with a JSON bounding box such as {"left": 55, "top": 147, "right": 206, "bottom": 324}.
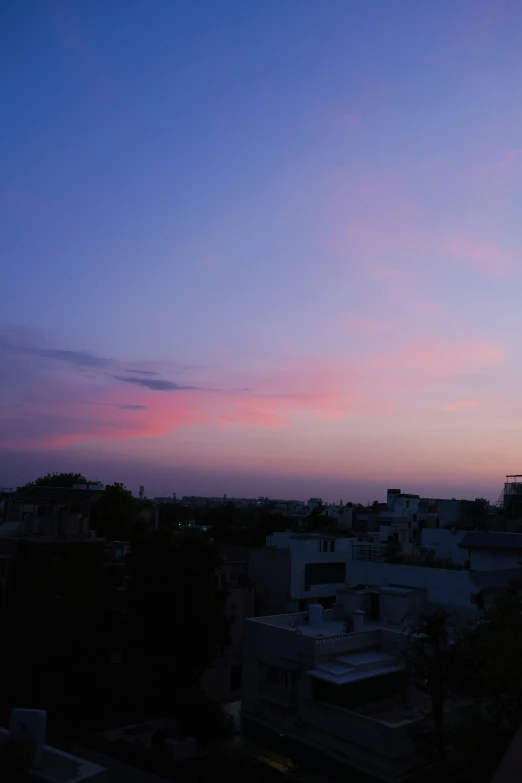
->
{"left": 139, "top": 485, "right": 144, "bottom": 500}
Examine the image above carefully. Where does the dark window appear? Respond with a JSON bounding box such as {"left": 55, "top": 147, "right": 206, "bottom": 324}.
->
{"left": 265, "top": 666, "right": 298, "bottom": 688}
{"left": 304, "top": 562, "right": 345, "bottom": 590}
{"left": 312, "top": 671, "right": 405, "bottom": 710}
{"left": 231, "top": 664, "right": 242, "bottom": 691}
{"left": 267, "top": 666, "right": 280, "bottom": 686}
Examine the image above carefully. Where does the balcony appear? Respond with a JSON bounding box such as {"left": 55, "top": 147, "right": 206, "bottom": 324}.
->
{"left": 259, "top": 682, "right": 298, "bottom": 710}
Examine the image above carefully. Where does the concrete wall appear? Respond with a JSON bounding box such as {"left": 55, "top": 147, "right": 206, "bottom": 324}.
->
{"left": 421, "top": 528, "right": 468, "bottom": 566}
{"left": 248, "top": 547, "right": 290, "bottom": 615}
{"left": 435, "top": 499, "right": 461, "bottom": 527}
{"left": 290, "top": 546, "right": 353, "bottom": 604}
{"left": 380, "top": 589, "right": 426, "bottom": 625}
{"left": 347, "top": 560, "right": 480, "bottom": 613}
{"left": 256, "top": 536, "right": 354, "bottom": 611}
{"left": 471, "top": 550, "right": 522, "bottom": 571}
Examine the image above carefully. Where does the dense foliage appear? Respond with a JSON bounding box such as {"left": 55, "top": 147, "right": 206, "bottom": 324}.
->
{"left": 404, "top": 580, "right": 522, "bottom": 782}
{"left": 23, "top": 472, "right": 101, "bottom": 488}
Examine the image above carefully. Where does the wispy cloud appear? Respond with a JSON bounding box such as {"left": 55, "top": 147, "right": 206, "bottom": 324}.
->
{"left": 2, "top": 343, "right": 112, "bottom": 368}
{"left": 0, "top": 330, "right": 507, "bottom": 454}
{"left": 447, "top": 238, "right": 521, "bottom": 277}
{"left": 113, "top": 376, "right": 201, "bottom": 392}
{"left": 442, "top": 399, "right": 488, "bottom": 412}
{"left": 123, "top": 369, "right": 159, "bottom": 376}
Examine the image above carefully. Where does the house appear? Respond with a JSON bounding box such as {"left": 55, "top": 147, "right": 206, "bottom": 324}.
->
{"left": 0, "top": 714, "right": 172, "bottom": 782}
{"left": 383, "top": 489, "right": 489, "bottom": 531}
{"left": 248, "top": 532, "right": 354, "bottom": 615}
{"left": 1, "top": 709, "right": 106, "bottom": 782}
{"left": 343, "top": 556, "right": 520, "bottom": 624}
{"left": 202, "top": 555, "right": 254, "bottom": 703}
{"left": 241, "top": 596, "right": 431, "bottom": 782}
{"left": 324, "top": 502, "right": 354, "bottom": 530}
{"left": 458, "top": 532, "right": 522, "bottom": 571}
{"left": 0, "top": 485, "right": 104, "bottom": 538}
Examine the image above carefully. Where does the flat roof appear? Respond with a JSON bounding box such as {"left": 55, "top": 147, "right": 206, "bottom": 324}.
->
{"left": 0, "top": 729, "right": 106, "bottom": 783}
{"left": 459, "top": 532, "right": 522, "bottom": 553}
{"left": 297, "top": 620, "right": 347, "bottom": 638}
{"left": 310, "top": 648, "right": 404, "bottom": 685}
{"left": 381, "top": 586, "right": 416, "bottom": 595}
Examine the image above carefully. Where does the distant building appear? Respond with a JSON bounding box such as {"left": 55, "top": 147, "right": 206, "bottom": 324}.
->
{"left": 458, "top": 531, "right": 522, "bottom": 571}
{"left": 0, "top": 485, "right": 104, "bottom": 537}
{"left": 248, "top": 532, "right": 355, "bottom": 615}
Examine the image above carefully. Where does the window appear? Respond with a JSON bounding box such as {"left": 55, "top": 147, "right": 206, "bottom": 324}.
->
{"left": 321, "top": 539, "right": 335, "bottom": 552}
{"left": 231, "top": 664, "right": 242, "bottom": 691}
{"left": 304, "top": 562, "right": 346, "bottom": 590}
{"left": 265, "top": 666, "right": 298, "bottom": 689}
{"left": 267, "top": 666, "right": 280, "bottom": 686}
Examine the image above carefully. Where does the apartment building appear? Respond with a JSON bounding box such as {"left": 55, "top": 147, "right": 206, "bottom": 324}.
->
{"left": 202, "top": 554, "right": 254, "bottom": 703}
{"left": 248, "top": 532, "right": 354, "bottom": 615}
{"left": 242, "top": 591, "right": 429, "bottom": 782}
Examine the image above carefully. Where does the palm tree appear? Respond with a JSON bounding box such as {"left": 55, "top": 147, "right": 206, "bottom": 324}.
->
{"left": 402, "top": 609, "right": 453, "bottom": 772}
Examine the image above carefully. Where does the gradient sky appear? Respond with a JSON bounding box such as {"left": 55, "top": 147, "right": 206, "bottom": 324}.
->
{"left": 2, "top": 0, "right": 522, "bottom": 501}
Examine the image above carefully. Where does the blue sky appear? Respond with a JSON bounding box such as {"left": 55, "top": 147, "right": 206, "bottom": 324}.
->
{"left": 2, "top": 0, "right": 522, "bottom": 501}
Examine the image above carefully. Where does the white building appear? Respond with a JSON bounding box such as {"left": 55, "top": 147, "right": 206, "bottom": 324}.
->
{"left": 242, "top": 595, "right": 429, "bottom": 782}
{"left": 343, "top": 553, "right": 521, "bottom": 623}
{"left": 458, "top": 531, "right": 522, "bottom": 571}
{"left": 249, "top": 533, "right": 354, "bottom": 614}
{"left": 324, "top": 502, "right": 354, "bottom": 530}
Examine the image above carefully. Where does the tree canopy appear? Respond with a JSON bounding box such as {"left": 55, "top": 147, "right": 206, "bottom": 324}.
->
{"left": 90, "top": 482, "right": 142, "bottom": 540}
{"left": 403, "top": 578, "right": 522, "bottom": 782}
{"left": 126, "top": 529, "right": 230, "bottom": 708}
{"left": 23, "top": 472, "right": 101, "bottom": 488}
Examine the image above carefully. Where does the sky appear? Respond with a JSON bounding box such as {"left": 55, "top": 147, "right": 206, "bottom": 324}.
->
{"left": 2, "top": 0, "right": 522, "bottom": 502}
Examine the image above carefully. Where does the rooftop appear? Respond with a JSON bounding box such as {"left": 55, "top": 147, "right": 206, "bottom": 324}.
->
{"left": 459, "top": 532, "right": 522, "bottom": 553}
{"left": 250, "top": 610, "right": 406, "bottom": 642}
{"left": 0, "top": 728, "right": 106, "bottom": 783}
{"left": 310, "top": 649, "right": 403, "bottom": 686}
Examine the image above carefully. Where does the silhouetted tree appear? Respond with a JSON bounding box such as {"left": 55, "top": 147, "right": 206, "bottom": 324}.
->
{"left": 23, "top": 472, "right": 101, "bottom": 488}
{"left": 403, "top": 609, "right": 453, "bottom": 773}
{"left": 91, "top": 482, "right": 141, "bottom": 540}
{"left": 126, "top": 530, "right": 229, "bottom": 712}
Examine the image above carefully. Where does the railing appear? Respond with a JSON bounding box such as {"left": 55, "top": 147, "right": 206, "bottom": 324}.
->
{"left": 352, "top": 544, "right": 386, "bottom": 562}
{"left": 259, "top": 682, "right": 298, "bottom": 709}
{"left": 313, "top": 629, "right": 380, "bottom": 654}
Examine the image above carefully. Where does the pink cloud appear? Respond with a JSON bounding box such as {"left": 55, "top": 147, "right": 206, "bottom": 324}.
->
{"left": 389, "top": 338, "right": 502, "bottom": 375}
{"left": 344, "top": 318, "right": 393, "bottom": 336}
{"left": 443, "top": 399, "right": 486, "bottom": 412}
{"left": 447, "top": 238, "right": 521, "bottom": 277}
{"left": 0, "top": 330, "right": 505, "bottom": 454}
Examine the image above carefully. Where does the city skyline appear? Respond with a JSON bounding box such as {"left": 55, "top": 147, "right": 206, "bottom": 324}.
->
{"left": 2, "top": 1, "right": 522, "bottom": 501}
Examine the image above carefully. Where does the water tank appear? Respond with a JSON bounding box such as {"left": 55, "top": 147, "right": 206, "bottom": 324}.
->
{"left": 308, "top": 603, "right": 323, "bottom": 626}
{"left": 353, "top": 610, "right": 366, "bottom": 632}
